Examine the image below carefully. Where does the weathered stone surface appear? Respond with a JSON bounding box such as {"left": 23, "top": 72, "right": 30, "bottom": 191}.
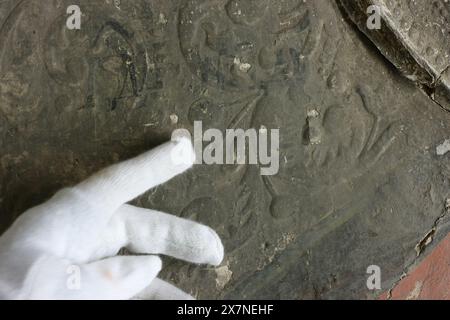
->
{"left": 1, "top": 0, "right": 450, "bottom": 299}
{"left": 339, "top": 0, "right": 450, "bottom": 109}
{"left": 379, "top": 233, "right": 450, "bottom": 299}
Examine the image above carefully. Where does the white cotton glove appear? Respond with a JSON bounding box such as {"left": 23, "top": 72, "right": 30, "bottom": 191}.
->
{"left": 0, "top": 137, "right": 224, "bottom": 300}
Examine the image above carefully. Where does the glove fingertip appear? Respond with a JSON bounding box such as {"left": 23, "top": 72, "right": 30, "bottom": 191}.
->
{"left": 170, "top": 132, "right": 196, "bottom": 168}
{"left": 206, "top": 227, "right": 225, "bottom": 266}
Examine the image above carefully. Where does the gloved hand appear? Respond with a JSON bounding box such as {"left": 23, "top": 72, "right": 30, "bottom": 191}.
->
{"left": 0, "top": 137, "right": 224, "bottom": 300}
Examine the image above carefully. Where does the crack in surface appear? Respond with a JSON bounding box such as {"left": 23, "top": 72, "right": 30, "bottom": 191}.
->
{"left": 386, "top": 200, "right": 450, "bottom": 299}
